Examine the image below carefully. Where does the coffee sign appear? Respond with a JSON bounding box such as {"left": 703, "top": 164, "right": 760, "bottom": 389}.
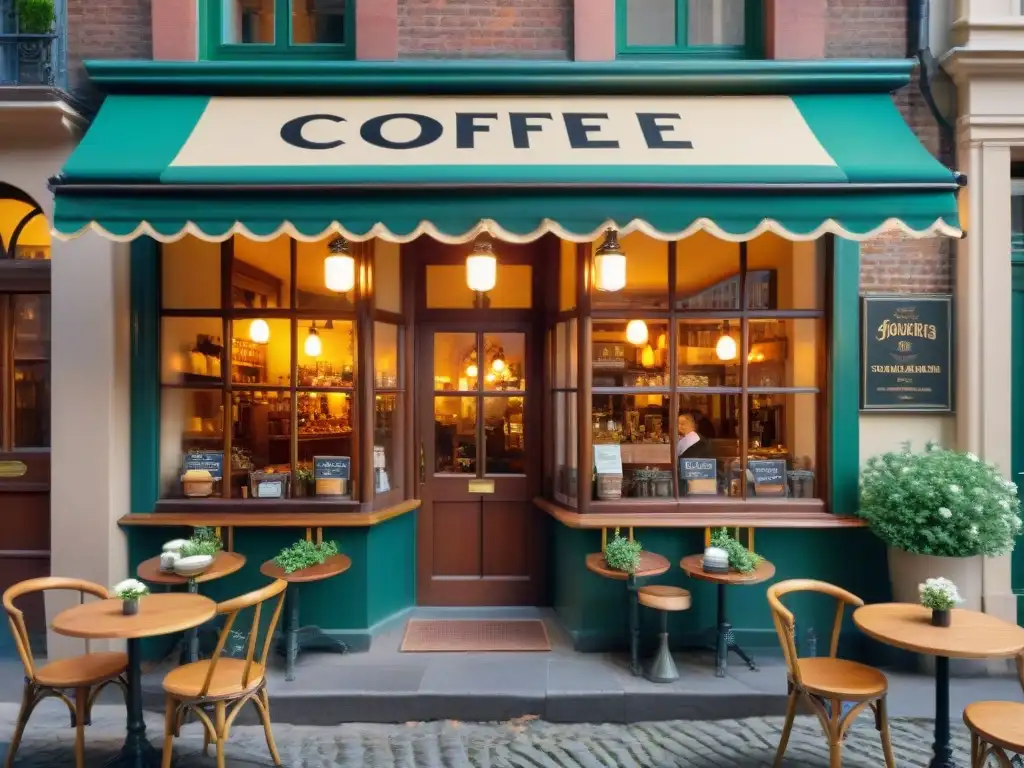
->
{"left": 861, "top": 295, "right": 953, "bottom": 412}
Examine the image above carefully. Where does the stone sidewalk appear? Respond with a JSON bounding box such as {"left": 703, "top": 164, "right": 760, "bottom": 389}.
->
{"left": 0, "top": 701, "right": 967, "bottom": 767}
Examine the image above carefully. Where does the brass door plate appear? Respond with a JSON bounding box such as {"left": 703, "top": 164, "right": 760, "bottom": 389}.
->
{"left": 468, "top": 479, "right": 495, "bottom": 494}
{"left": 0, "top": 461, "right": 27, "bottom": 479}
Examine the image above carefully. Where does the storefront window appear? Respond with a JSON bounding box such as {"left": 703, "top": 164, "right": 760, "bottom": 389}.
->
{"left": 374, "top": 321, "right": 403, "bottom": 495}
{"left": 13, "top": 295, "right": 50, "bottom": 448}
{"left": 617, "top": 0, "right": 756, "bottom": 57}
{"left": 209, "top": 0, "right": 353, "bottom": 60}
{"left": 158, "top": 235, "right": 377, "bottom": 502}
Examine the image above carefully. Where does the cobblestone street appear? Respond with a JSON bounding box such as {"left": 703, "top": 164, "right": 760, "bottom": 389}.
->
{"left": 0, "top": 701, "right": 967, "bottom": 767}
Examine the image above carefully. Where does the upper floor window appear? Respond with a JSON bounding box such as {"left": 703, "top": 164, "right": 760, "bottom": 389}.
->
{"left": 616, "top": 0, "right": 760, "bottom": 58}
{"left": 205, "top": 0, "right": 353, "bottom": 60}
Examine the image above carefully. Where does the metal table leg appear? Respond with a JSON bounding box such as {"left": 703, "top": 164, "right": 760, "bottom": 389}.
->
{"left": 185, "top": 580, "right": 200, "bottom": 664}
{"left": 928, "top": 655, "right": 956, "bottom": 768}
{"left": 646, "top": 610, "right": 679, "bottom": 683}
{"left": 713, "top": 583, "right": 758, "bottom": 678}
{"left": 627, "top": 575, "right": 641, "bottom": 677}
{"left": 275, "top": 585, "right": 349, "bottom": 682}
{"left": 103, "top": 638, "right": 161, "bottom": 768}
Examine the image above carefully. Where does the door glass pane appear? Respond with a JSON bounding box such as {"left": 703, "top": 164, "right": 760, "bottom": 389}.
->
{"left": 425, "top": 265, "right": 532, "bottom": 309}
{"left": 483, "top": 333, "right": 525, "bottom": 391}
{"left": 625, "top": 0, "right": 677, "bottom": 46}
{"left": 687, "top": 0, "right": 745, "bottom": 46}
{"left": 375, "top": 393, "right": 401, "bottom": 494}
{"left": 13, "top": 296, "right": 50, "bottom": 448}
{"left": 222, "top": 0, "right": 275, "bottom": 43}
{"left": 484, "top": 397, "right": 525, "bottom": 475}
{"left": 434, "top": 397, "right": 477, "bottom": 474}
{"left": 292, "top": 0, "right": 347, "bottom": 44}
{"left": 434, "top": 332, "right": 477, "bottom": 391}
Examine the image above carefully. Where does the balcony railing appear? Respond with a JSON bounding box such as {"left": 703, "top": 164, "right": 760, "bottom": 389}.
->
{"left": 0, "top": 0, "right": 66, "bottom": 88}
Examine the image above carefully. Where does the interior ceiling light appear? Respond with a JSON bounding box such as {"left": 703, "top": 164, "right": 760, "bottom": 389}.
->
{"left": 594, "top": 228, "right": 627, "bottom": 292}
{"left": 466, "top": 237, "right": 498, "bottom": 293}
{"left": 324, "top": 236, "right": 356, "bottom": 293}
{"left": 625, "top": 319, "right": 649, "bottom": 346}
{"left": 249, "top": 319, "right": 270, "bottom": 344}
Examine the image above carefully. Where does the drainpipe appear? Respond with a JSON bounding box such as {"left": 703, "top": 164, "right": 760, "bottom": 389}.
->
{"left": 909, "top": 0, "right": 954, "bottom": 140}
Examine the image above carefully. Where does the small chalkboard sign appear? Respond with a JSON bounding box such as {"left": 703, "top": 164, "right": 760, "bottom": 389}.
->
{"left": 314, "top": 456, "right": 351, "bottom": 497}
{"left": 680, "top": 458, "right": 717, "bottom": 495}
{"left": 749, "top": 459, "right": 787, "bottom": 497}
{"left": 183, "top": 450, "right": 224, "bottom": 481}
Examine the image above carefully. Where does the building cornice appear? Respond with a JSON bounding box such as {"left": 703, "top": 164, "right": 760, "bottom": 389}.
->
{"left": 0, "top": 87, "right": 90, "bottom": 141}
{"left": 943, "top": 46, "right": 1024, "bottom": 80}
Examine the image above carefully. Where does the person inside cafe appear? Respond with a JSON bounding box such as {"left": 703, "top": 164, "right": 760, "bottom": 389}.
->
{"left": 677, "top": 412, "right": 715, "bottom": 459}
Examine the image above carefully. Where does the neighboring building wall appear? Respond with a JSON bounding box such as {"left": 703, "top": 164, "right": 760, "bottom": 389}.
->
{"left": 66, "top": 0, "right": 152, "bottom": 95}
{"left": 397, "top": 0, "right": 572, "bottom": 58}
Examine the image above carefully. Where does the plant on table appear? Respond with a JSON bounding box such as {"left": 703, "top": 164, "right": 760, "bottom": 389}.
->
{"left": 112, "top": 578, "right": 148, "bottom": 614}
{"left": 859, "top": 442, "right": 1022, "bottom": 557}
{"left": 603, "top": 527, "right": 643, "bottom": 574}
{"left": 709, "top": 527, "right": 763, "bottom": 574}
{"left": 180, "top": 527, "right": 223, "bottom": 559}
{"left": 273, "top": 539, "right": 339, "bottom": 574}
{"left": 919, "top": 577, "right": 962, "bottom": 627}
{"left": 293, "top": 466, "right": 314, "bottom": 496}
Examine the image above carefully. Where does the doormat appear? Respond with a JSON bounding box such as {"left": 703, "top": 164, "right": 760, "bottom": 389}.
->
{"left": 400, "top": 619, "right": 551, "bottom": 652}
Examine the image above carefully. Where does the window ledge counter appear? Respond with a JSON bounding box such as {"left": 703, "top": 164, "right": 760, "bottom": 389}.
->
{"left": 538, "top": 497, "right": 887, "bottom": 663}
{"left": 119, "top": 500, "right": 420, "bottom": 661}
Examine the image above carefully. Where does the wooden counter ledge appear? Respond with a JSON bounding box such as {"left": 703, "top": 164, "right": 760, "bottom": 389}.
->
{"left": 119, "top": 499, "right": 421, "bottom": 528}
{"left": 535, "top": 498, "right": 866, "bottom": 529}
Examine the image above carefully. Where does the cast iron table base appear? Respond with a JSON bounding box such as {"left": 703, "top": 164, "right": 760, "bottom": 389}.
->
{"left": 929, "top": 655, "right": 955, "bottom": 768}
{"left": 706, "top": 582, "right": 758, "bottom": 678}
{"left": 645, "top": 610, "right": 679, "bottom": 683}
{"left": 275, "top": 586, "right": 347, "bottom": 682}
{"left": 103, "top": 638, "right": 165, "bottom": 768}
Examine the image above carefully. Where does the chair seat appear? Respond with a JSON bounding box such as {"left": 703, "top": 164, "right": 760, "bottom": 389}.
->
{"left": 35, "top": 651, "right": 127, "bottom": 688}
{"left": 638, "top": 585, "right": 692, "bottom": 612}
{"left": 964, "top": 701, "right": 1024, "bottom": 753}
{"left": 795, "top": 657, "right": 888, "bottom": 700}
{"left": 163, "top": 658, "right": 266, "bottom": 700}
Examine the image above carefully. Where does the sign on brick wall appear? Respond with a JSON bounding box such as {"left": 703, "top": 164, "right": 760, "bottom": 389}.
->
{"left": 861, "top": 295, "right": 953, "bottom": 412}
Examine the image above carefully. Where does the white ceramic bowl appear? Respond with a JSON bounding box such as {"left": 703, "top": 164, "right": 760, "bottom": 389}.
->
{"left": 173, "top": 554, "right": 214, "bottom": 577}
{"left": 162, "top": 539, "right": 189, "bottom": 553}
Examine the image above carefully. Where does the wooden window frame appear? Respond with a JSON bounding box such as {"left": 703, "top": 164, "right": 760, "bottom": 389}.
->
{"left": 548, "top": 238, "right": 832, "bottom": 516}
{"left": 203, "top": 0, "right": 355, "bottom": 62}
{"left": 615, "top": 0, "right": 764, "bottom": 60}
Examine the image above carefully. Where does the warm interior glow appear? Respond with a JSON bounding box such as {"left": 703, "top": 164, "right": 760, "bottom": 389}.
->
{"left": 249, "top": 318, "right": 270, "bottom": 344}
{"left": 466, "top": 254, "right": 497, "bottom": 292}
{"left": 491, "top": 356, "right": 506, "bottom": 373}
{"left": 466, "top": 363, "right": 478, "bottom": 377}
{"left": 324, "top": 253, "right": 356, "bottom": 293}
{"left": 594, "top": 252, "right": 627, "bottom": 292}
{"left": 657, "top": 333, "right": 667, "bottom": 351}
{"left": 304, "top": 327, "right": 322, "bottom": 357}
{"left": 625, "top": 319, "right": 649, "bottom": 346}
{"left": 641, "top": 344, "right": 655, "bottom": 368}
{"left": 716, "top": 334, "right": 737, "bottom": 361}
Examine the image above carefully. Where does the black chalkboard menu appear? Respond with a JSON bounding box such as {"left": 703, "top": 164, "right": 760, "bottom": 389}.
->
{"left": 748, "top": 459, "right": 787, "bottom": 497}
{"left": 680, "top": 457, "right": 717, "bottom": 495}
{"left": 183, "top": 450, "right": 224, "bottom": 481}
{"left": 861, "top": 295, "right": 953, "bottom": 412}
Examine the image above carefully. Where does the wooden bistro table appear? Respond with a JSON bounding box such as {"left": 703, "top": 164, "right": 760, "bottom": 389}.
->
{"left": 52, "top": 593, "right": 216, "bottom": 768}
{"left": 854, "top": 603, "right": 1024, "bottom": 768}
{"left": 137, "top": 551, "right": 246, "bottom": 663}
{"left": 586, "top": 551, "right": 670, "bottom": 677}
{"left": 680, "top": 554, "right": 777, "bottom": 678}
{"left": 260, "top": 554, "right": 352, "bottom": 682}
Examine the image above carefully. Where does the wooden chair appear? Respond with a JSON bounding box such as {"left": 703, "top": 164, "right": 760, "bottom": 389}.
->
{"left": 767, "top": 579, "right": 896, "bottom": 768}
{"left": 160, "top": 579, "right": 287, "bottom": 768}
{"left": 963, "top": 653, "right": 1024, "bottom": 767}
{"left": 3, "top": 577, "right": 128, "bottom": 768}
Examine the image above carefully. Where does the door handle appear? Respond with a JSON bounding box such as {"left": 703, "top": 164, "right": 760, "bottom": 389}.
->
{"left": 419, "top": 442, "right": 426, "bottom": 485}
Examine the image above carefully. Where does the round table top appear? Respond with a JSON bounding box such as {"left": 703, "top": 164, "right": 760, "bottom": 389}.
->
{"left": 679, "top": 553, "right": 777, "bottom": 585}
{"left": 854, "top": 603, "right": 1024, "bottom": 660}
{"left": 259, "top": 553, "right": 352, "bottom": 583}
{"left": 52, "top": 593, "right": 216, "bottom": 640}
{"left": 137, "top": 551, "right": 247, "bottom": 586}
{"left": 585, "top": 551, "right": 670, "bottom": 581}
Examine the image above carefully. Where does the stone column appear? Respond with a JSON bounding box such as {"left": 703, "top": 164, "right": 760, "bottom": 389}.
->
{"left": 574, "top": 0, "right": 615, "bottom": 61}
{"left": 152, "top": 0, "right": 199, "bottom": 61}
{"left": 764, "top": 0, "right": 825, "bottom": 59}
{"left": 46, "top": 234, "right": 132, "bottom": 658}
{"left": 356, "top": 0, "right": 398, "bottom": 60}
{"left": 956, "top": 134, "right": 1016, "bottom": 624}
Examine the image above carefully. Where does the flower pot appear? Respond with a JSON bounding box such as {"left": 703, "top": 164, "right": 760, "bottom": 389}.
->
{"left": 122, "top": 599, "right": 139, "bottom": 616}
{"left": 931, "top": 609, "right": 951, "bottom": 627}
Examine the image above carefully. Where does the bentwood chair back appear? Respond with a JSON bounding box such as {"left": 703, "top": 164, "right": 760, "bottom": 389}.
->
{"left": 160, "top": 578, "right": 288, "bottom": 768}
{"left": 767, "top": 579, "right": 895, "bottom": 768}
{"left": 962, "top": 652, "right": 1024, "bottom": 766}
{"left": 3, "top": 577, "right": 128, "bottom": 768}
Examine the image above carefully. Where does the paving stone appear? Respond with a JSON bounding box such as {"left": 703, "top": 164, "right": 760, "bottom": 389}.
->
{"left": 0, "top": 700, "right": 973, "bottom": 767}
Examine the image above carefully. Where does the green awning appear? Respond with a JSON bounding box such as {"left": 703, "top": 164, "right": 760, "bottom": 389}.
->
{"left": 52, "top": 91, "right": 961, "bottom": 243}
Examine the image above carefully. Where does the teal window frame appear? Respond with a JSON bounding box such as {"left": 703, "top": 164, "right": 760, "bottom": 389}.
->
{"left": 201, "top": 0, "right": 355, "bottom": 62}
{"left": 615, "top": 0, "right": 763, "bottom": 59}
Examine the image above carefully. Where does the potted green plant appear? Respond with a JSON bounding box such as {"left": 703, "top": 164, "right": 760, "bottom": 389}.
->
{"left": 603, "top": 527, "right": 642, "bottom": 574}
{"left": 112, "top": 578, "right": 148, "bottom": 615}
{"left": 15, "top": 0, "right": 55, "bottom": 85}
{"left": 293, "top": 467, "right": 314, "bottom": 497}
{"left": 919, "top": 577, "right": 962, "bottom": 627}
{"left": 860, "top": 442, "right": 1021, "bottom": 614}
{"left": 709, "top": 527, "right": 764, "bottom": 574}
{"left": 273, "top": 539, "right": 339, "bottom": 574}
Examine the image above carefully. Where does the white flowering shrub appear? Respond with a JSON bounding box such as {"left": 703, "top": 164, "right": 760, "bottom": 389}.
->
{"left": 919, "top": 577, "right": 963, "bottom": 611}
{"left": 112, "top": 578, "right": 149, "bottom": 601}
{"left": 859, "top": 442, "right": 1022, "bottom": 557}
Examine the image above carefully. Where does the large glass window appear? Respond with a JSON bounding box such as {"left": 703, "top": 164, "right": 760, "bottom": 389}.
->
{"left": 617, "top": 0, "right": 759, "bottom": 58}
{"left": 158, "top": 235, "right": 403, "bottom": 503}
{"left": 207, "top": 0, "right": 353, "bottom": 60}
{"left": 580, "top": 233, "right": 824, "bottom": 503}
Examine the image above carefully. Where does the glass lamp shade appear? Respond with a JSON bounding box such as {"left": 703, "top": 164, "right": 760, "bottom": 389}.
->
{"left": 716, "top": 334, "right": 737, "bottom": 361}
{"left": 324, "top": 254, "right": 355, "bottom": 293}
{"left": 304, "top": 328, "right": 322, "bottom": 358}
{"left": 625, "top": 319, "right": 648, "bottom": 346}
{"left": 491, "top": 351, "right": 506, "bottom": 373}
{"left": 466, "top": 237, "right": 497, "bottom": 292}
{"left": 249, "top": 319, "right": 270, "bottom": 344}
{"left": 465, "top": 363, "right": 478, "bottom": 377}
{"left": 641, "top": 344, "right": 655, "bottom": 368}
{"left": 594, "top": 229, "right": 627, "bottom": 292}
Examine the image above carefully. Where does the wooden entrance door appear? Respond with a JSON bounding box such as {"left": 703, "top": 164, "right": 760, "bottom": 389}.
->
{"left": 417, "top": 324, "right": 543, "bottom": 605}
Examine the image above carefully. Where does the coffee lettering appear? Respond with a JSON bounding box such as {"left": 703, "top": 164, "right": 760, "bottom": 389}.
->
{"left": 509, "top": 112, "right": 553, "bottom": 149}
{"left": 456, "top": 113, "right": 499, "bottom": 149}
{"left": 360, "top": 113, "right": 444, "bottom": 150}
{"left": 563, "top": 113, "right": 619, "bottom": 149}
{"left": 280, "top": 114, "right": 346, "bottom": 150}
{"left": 637, "top": 113, "right": 693, "bottom": 149}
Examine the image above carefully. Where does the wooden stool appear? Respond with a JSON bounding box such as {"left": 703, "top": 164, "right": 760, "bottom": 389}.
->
{"left": 638, "top": 585, "right": 691, "bottom": 683}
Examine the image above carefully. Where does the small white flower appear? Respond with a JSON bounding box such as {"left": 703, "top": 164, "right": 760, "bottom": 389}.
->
{"left": 938, "top": 507, "right": 953, "bottom": 519}
{"left": 999, "top": 499, "right": 1010, "bottom": 510}
{"left": 949, "top": 484, "right": 962, "bottom": 494}
{"left": 967, "top": 452, "right": 980, "bottom": 462}
{"left": 112, "top": 578, "right": 148, "bottom": 599}
{"left": 970, "top": 525, "right": 979, "bottom": 537}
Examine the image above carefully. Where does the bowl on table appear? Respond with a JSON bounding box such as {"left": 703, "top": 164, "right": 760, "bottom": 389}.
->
{"left": 162, "top": 539, "right": 189, "bottom": 553}
{"left": 173, "top": 555, "right": 214, "bottom": 577}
